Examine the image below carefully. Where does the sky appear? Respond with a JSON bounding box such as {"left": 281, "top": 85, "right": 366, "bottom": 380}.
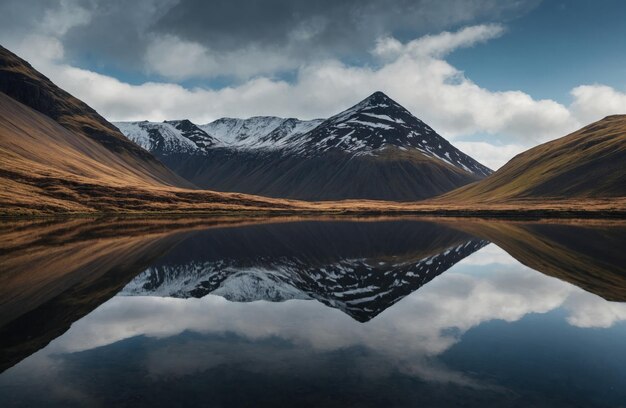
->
{"left": 1, "top": 0, "right": 626, "bottom": 169}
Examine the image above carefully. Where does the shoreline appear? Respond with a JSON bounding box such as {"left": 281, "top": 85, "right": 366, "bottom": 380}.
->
{"left": 2, "top": 207, "right": 625, "bottom": 221}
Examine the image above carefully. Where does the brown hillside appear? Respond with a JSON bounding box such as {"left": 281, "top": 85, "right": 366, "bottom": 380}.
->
{"left": 0, "top": 91, "right": 315, "bottom": 215}
{"left": 439, "top": 115, "right": 626, "bottom": 202}
{"left": 0, "top": 45, "right": 190, "bottom": 188}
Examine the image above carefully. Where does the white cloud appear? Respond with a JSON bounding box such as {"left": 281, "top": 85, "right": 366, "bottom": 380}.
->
{"left": 373, "top": 24, "right": 505, "bottom": 60}
{"left": 570, "top": 84, "right": 626, "bottom": 124}
{"left": 17, "top": 35, "right": 66, "bottom": 63}
{"left": 13, "top": 24, "right": 626, "bottom": 169}
{"left": 564, "top": 291, "right": 626, "bottom": 328}
{"left": 454, "top": 141, "right": 526, "bottom": 170}
{"left": 454, "top": 243, "right": 520, "bottom": 265}
{"left": 3, "top": 0, "right": 91, "bottom": 66}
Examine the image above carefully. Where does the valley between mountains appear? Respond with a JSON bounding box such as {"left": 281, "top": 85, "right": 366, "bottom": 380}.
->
{"left": 0, "top": 44, "right": 624, "bottom": 218}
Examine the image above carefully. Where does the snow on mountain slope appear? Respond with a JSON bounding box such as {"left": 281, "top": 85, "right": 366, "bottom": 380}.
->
{"left": 297, "top": 91, "right": 492, "bottom": 176}
{"left": 114, "top": 120, "right": 217, "bottom": 154}
{"left": 200, "top": 116, "right": 285, "bottom": 146}
{"left": 200, "top": 116, "right": 323, "bottom": 149}
{"left": 116, "top": 116, "right": 324, "bottom": 153}
{"left": 253, "top": 117, "right": 325, "bottom": 149}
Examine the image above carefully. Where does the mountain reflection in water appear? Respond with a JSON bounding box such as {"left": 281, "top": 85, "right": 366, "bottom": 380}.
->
{"left": 0, "top": 217, "right": 625, "bottom": 407}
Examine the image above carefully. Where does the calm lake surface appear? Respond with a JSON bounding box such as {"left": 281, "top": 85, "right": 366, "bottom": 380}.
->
{"left": 0, "top": 218, "right": 625, "bottom": 407}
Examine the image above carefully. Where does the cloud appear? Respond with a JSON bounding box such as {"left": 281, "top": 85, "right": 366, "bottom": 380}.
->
{"left": 570, "top": 84, "right": 626, "bottom": 124}
{"left": 0, "top": 0, "right": 91, "bottom": 65}
{"left": 40, "top": 0, "right": 91, "bottom": 36}
{"left": 0, "top": 0, "right": 540, "bottom": 81}
{"left": 144, "top": 35, "right": 298, "bottom": 79}
{"left": 133, "top": 0, "right": 539, "bottom": 80}
{"left": 38, "top": 25, "right": 580, "bottom": 145}
{"left": 373, "top": 24, "right": 506, "bottom": 60}
{"left": 564, "top": 291, "right": 626, "bottom": 328}
{"left": 454, "top": 142, "right": 526, "bottom": 170}
{"left": 453, "top": 243, "right": 520, "bottom": 265}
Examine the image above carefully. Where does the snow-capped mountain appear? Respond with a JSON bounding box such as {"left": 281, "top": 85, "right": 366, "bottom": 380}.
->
{"left": 297, "top": 92, "right": 491, "bottom": 176}
{"left": 115, "top": 116, "right": 323, "bottom": 153}
{"left": 114, "top": 91, "right": 493, "bottom": 200}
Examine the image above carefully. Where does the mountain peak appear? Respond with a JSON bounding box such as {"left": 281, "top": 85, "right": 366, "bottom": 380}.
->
{"left": 350, "top": 91, "right": 405, "bottom": 113}
{"left": 364, "top": 90, "right": 393, "bottom": 103}
{"left": 296, "top": 92, "right": 492, "bottom": 176}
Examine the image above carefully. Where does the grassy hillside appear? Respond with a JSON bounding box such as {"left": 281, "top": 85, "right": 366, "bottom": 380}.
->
{"left": 440, "top": 115, "right": 626, "bottom": 202}
{"left": 0, "top": 45, "right": 190, "bottom": 188}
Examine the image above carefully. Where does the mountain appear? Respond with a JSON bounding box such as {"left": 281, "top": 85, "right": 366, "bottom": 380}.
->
{"left": 0, "top": 46, "right": 188, "bottom": 188}
{"left": 117, "top": 116, "right": 323, "bottom": 153}
{"left": 293, "top": 91, "right": 491, "bottom": 176}
{"left": 440, "top": 115, "right": 626, "bottom": 203}
{"left": 0, "top": 45, "right": 314, "bottom": 216}
{"left": 119, "top": 219, "right": 488, "bottom": 322}
{"left": 122, "top": 238, "right": 486, "bottom": 322}
{"left": 114, "top": 92, "right": 492, "bottom": 201}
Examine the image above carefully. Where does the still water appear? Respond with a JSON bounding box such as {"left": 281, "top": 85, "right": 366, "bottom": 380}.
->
{"left": 0, "top": 218, "right": 625, "bottom": 407}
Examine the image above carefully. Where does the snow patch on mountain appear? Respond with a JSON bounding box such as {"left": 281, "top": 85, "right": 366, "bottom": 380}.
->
{"left": 200, "top": 117, "right": 323, "bottom": 149}
{"left": 114, "top": 120, "right": 216, "bottom": 154}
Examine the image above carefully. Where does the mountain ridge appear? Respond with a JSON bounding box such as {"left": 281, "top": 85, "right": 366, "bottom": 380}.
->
{"left": 0, "top": 44, "right": 623, "bottom": 216}
{"left": 115, "top": 91, "right": 491, "bottom": 176}
{"left": 0, "top": 45, "right": 322, "bottom": 215}
{"left": 114, "top": 91, "right": 493, "bottom": 201}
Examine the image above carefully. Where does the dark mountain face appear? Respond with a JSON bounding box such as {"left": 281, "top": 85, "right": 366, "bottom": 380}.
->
{"left": 158, "top": 149, "right": 484, "bottom": 201}
{"left": 121, "top": 220, "right": 489, "bottom": 322}
{"left": 115, "top": 91, "right": 492, "bottom": 201}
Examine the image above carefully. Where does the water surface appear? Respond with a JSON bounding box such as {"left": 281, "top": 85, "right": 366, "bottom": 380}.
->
{"left": 0, "top": 218, "right": 625, "bottom": 407}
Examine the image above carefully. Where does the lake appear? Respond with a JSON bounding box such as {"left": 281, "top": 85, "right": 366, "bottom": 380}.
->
{"left": 0, "top": 217, "right": 625, "bottom": 407}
